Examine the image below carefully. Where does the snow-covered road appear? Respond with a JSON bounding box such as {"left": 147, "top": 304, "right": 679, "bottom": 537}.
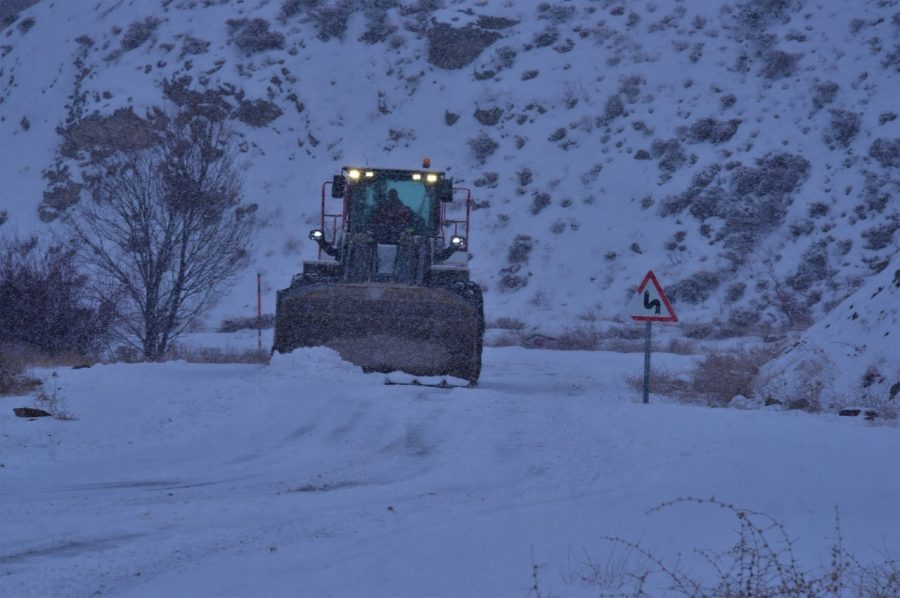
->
{"left": 1, "top": 347, "right": 897, "bottom": 597}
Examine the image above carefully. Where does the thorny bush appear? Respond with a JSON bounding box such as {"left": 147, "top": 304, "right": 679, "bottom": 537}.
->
{"left": 563, "top": 497, "right": 899, "bottom": 597}
{"left": 0, "top": 238, "right": 112, "bottom": 358}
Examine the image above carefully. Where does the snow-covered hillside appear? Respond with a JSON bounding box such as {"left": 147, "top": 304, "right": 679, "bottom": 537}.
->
{"left": 1, "top": 0, "right": 897, "bottom": 334}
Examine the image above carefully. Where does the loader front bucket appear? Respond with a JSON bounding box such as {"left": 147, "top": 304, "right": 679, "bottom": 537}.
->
{"left": 273, "top": 282, "right": 483, "bottom": 383}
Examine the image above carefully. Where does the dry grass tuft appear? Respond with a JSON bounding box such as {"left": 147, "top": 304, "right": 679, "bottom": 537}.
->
{"left": 1, "top": 342, "right": 49, "bottom": 396}
{"left": 165, "top": 345, "right": 270, "bottom": 364}
{"left": 664, "top": 337, "right": 697, "bottom": 355}
{"left": 691, "top": 347, "right": 777, "bottom": 406}
{"left": 626, "top": 347, "right": 779, "bottom": 407}
{"left": 35, "top": 371, "right": 76, "bottom": 420}
{"left": 483, "top": 315, "right": 707, "bottom": 354}
{"left": 625, "top": 366, "right": 694, "bottom": 400}
{"left": 553, "top": 325, "right": 602, "bottom": 350}
{"left": 485, "top": 330, "right": 525, "bottom": 347}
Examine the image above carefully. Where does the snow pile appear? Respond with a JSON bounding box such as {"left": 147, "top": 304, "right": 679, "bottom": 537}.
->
{"left": 755, "top": 254, "right": 900, "bottom": 413}
{"left": 268, "top": 345, "right": 365, "bottom": 381}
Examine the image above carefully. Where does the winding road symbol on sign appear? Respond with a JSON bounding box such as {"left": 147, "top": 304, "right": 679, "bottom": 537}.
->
{"left": 628, "top": 270, "right": 677, "bottom": 323}
{"left": 643, "top": 290, "right": 661, "bottom": 315}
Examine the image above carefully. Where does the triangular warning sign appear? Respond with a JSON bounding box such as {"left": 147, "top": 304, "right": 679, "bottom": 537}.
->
{"left": 628, "top": 270, "right": 678, "bottom": 323}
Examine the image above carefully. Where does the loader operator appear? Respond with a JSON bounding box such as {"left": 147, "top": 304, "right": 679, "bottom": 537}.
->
{"left": 371, "top": 188, "right": 416, "bottom": 244}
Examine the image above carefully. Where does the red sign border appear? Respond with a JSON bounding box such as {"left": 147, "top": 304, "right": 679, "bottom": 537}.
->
{"left": 630, "top": 270, "right": 678, "bottom": 323}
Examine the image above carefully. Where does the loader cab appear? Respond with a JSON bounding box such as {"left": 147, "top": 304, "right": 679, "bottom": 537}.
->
{"left": 323, "top": 166, "right": 464, "bottom": 252}
{"left": 341, "top": 168, "right": 448, "bottom": 240}
{"left": 307, "top": 164, "right": 471, "bottom": 285}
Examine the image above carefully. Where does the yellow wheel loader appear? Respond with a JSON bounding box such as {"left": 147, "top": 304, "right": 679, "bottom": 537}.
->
{"left": 273, "top": 163, "right": 484, "bottom": 384}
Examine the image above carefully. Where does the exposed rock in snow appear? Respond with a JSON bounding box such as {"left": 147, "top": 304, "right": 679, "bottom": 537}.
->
{"left": 727, "top": 394, "right": 761, "bottom": 410}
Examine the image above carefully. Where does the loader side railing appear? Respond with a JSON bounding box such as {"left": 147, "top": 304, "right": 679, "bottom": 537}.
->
{"left": 439, "top": 187, "right": 471, "bottom": 246}
{"left": 319, "top": 181, "right": 347, "bottom": 260}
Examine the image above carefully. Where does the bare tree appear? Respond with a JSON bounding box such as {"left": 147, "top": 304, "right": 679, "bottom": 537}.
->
{"left": 66, "top": 110, "right": 255, "bottom": 359}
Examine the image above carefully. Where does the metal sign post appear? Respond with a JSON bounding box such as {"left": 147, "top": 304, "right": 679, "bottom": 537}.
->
{"left": 643, "top": 321, "right": 652, "bottom": 404}
{"left": 257, "top": 272, "right": 262, "bottom": 355}
{"left": 627, "top": 270, "right": 678, "bottom": 404}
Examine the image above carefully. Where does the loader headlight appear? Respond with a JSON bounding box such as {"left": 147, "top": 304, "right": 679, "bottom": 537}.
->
{"left": 348, "top": 169, "right": 361, "bottom": 180}
{"left": 435, "top": 235, "right": 467, "bottom": 262}
{"left": 426, "top": 173, "right": 438, "bottom": 183}
{"left": 309, "top": 229, "right": 341, "bottom": 259}
{"left": 411, "top": 173, "right": 422, "bottom": 181}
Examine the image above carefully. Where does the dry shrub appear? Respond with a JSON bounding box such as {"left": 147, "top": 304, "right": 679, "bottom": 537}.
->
{"left": 490, "top": 317, "right": 526, "bottom": 330}
{"left": 626, "top": 347, "right": 778, "bottom": 407}
{"left": 226, "top": 18, "right": 284, "bottom": 53}
{"left": 553, "top": 324, "right": 692, "bottom": 353}
{"left": 554, "top": 325, "right": 601, "bottom": 350}
{"left": 563, "top": 497, "right": 900, "bottom": 597}
{"left": 563, "top": 543, "right": 646, "bottom": 594}
{"left": 625, "top": 366, "right": 693, "bottom": 400}
{"left": 664, "top": 337, "right": 698, "bottom": 355}
{"left": 165, "top": 345, "right": 269, "bottom": 364}
{"left": 485, "top": 323, "right": 700, "bottom": 355}
{"left": 607, "top": 325, "right": 647, "bottom": 341}
{"left": 484, "top": 330, "right": 524, "bottom": 347}
{"left": 217, "top": 314, "right": 275, "bottom": 333}
{"left": 0, "top": 238, "right": 112, "bottom": 357}
{"left": 603, "top": 338, "right": 645, "bottom": 353}
{"left": 14, "top": 345, "right": 96, "bottom": 369}
{"left": 691, "top": 347, "right": 777, "bottom": 406}
{"left": 36, "top": 371, "right": 76, "bottom": 420}
{"left": 0, "top": 342, "right": 41, "bottom": 396}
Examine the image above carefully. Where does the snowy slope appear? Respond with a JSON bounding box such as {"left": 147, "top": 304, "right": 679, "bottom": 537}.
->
{"left": 0, "top": 0, "right": 897, "bottom": 335}
{"left": 1, "top": 347, "right": 897, "bottom": 597}
{"left": 755, "top": 253, "right": 899, "bottom": 411}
